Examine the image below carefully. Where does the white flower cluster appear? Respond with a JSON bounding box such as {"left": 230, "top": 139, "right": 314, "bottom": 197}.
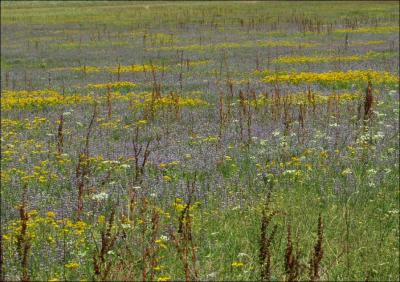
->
{"left": 92, "top": 192, "right": 109, "bottom": 201}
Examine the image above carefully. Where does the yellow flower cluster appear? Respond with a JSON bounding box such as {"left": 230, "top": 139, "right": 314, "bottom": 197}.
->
{"left": 71, "top": 65, "right": 102, "bottom": 73}
{"left": 231, "top": 261, "right": 245, "bottom": 268}
{"left": 107, "top": 64, "right": 164, "bottom": 74}
{"left": 1, "top": 90, "right": 93, "bottom": 110}
{"left": 272, "top": 51, "right": 388, "bottom": 64}
{"left": 243, "top": 87, "right": 388, "bottom": 111}
{"left": 334, "top": 26, "right": 399, "bottom": 34}
{"left": 70, "top": 64, "right": 164, "bottom": 73}
{"left": 173, "top": 198, "right": 200, "bottom": 212}
{"left": 146, "top": 40, "right": 318, "bottom": 52}
{"left": 1, "top": 89, "right": 208, "bottom": 111}
{"left": 350, "top": 40, "right": 385, "bottom": 46}
{"left": 65, "top": 262, "right": 80, "bottom": 269}
{"left": 262, "top": 70, "right": 399, "bottom": 85}
{"left": 274, "top": 54, "right": 362, "bottom": 64}
{"left": 87, "top": 81, "right": 136, "bottom": 89}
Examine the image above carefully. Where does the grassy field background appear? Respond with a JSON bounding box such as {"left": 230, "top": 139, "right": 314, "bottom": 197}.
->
{"left": 1, "top": 1, "right": 399, "bottom": 281}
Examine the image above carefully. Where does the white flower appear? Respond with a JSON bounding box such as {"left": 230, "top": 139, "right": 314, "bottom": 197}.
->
{"left": 63, "top": 111, "right": 72, "bottom": 116}
{"left": 342, "top": 168, "right": 352, "bottom": 175}
{"left": 159, "top": 235, "right": 168, "bottom": 242}
{"left": 283, "top": 169, "right": 296, "bottom": 175}
{"left": 120, "top": 164, "right": 131, "bottom": 169}
{"left": 272, "top": 130, "right": 280, "bottom": 137}
{"left": 329, "top": 123, "right": 339, "bottom": 128}
{"left": 121, "top": 224, "right": 131, "bottom": 229}
{"left": 367, "top": 169, "right": 377, "bottom": 175}
{"left": 92, "top": 192, "right": 109, "bottom": 201}
{"left": 237, "top": 252, "right": 250, "bottom": 258}
{"left": 260, "top": 139, "right": 268, "bottom": 146}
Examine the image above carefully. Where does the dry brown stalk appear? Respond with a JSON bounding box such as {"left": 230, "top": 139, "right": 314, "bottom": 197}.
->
{"left": 57, "top": 114, "right": 64, "bottom": 155}
{"left": 76, "top": 103, "right": 97, "bottom": 219}
{"left": 0, "top": 218, "right": 3, "bottom": 282}
{"left": 117, "top": 63, "right": 121, "bottom": 81}
{"left": 285, "top": 225, "right": 301, "bottom": 282}
{"left": 259, "top": 190, "right": 278, "bottom": 281}
{"left": 107, "top": 86, "right": 112, "bottom": 119}
{"left": 171, "top": 178, "right": 199, "bottom": 282}
{"left": 364, "top": 80, "right": 373, "bottom": 121}
{"left": 16, "top": 185, "right": 31, "bottom": 282}
{"left": 132, "top": 126, "right": 152, "bottom": 185}
{"left": 218, "top": 90, "right": 226, "bottom": 140}
{"left": 309, "top": 214, "right": 324, "bottom": 281}
{"left": 142, "top": 208, "right": 161, "bottom": 281}
{"left": 93, "top": 209, "right": 119, "bottom": 281}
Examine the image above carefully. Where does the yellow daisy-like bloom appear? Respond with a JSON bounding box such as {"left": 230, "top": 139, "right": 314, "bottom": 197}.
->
{"left": 157, "top": 276, "right": 171, "bottom": 282}
{"left": 65, "top": 262, "right": 80, "bottom": 269}
{"left": 47, "top": 211, "right": 56, "bottom": 219}
{"left": 163, "top": 175, "right": 172, "bottom": 182}
{"left": 231, "top": 261, "right": 245, "bottom": 268}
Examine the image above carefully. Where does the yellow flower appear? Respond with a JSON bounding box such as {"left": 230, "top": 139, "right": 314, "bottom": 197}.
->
{"left": 28, "top": 210, "right": 38, "bottom": 218}
{"left": 48, "top": 278, "right": 59, "bottom": 282}
{"left": 47, "top": 236, "right": 55, "bottom": 244}
{"left": 155, "top": 240, "right": 167, "bottom": 249}
{"left": 47, "top": 211, "right": 56, "bottom": 219}
{"left": 65, "top": 262, "right": 80, "bottom": 269}
{"left": 157, "top": 276, "right": 171, "bottom": 282}
{"left": 163, "top": 175, "right": 172, "bottom": 182}
{"left": 231, "top": 261, "right": 245, "bottom": 268}
{"left": 136, "top": 119, "right": 148, "bottom": 126}
{"left": 98, "top": 216, "right": 106, "bottom": 224}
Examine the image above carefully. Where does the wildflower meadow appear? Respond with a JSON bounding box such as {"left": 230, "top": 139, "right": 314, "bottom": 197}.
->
{"left": 1, "top": 1, "right": 399, "bottom": 281}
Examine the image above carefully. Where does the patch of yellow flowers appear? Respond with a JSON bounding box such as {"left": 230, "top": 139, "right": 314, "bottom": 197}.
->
{"left": 262, "top": 70, "right": 398, "bottom": 85}
{"left": 247, "top": 91, "right": 363, "bottom": 107}
{"left": 70, "top": 64, "right": 165, "bottom": 73}
{"left": 146, "top": 40, "right": 318, "bottom": 52}
{"left": 272, "top": 51, "right": 388, "bottom": 64}
{"left": 1, "top": 89, "right": 208, "bottom": 110}
{"left": 87, "top": 81, "right": 136, "bottom": 89}
{"left": 1, "top": 90, "right": 92, "bottom": 110}
{"left": 334, "top": 25, "right": 399, "bottom": 34}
